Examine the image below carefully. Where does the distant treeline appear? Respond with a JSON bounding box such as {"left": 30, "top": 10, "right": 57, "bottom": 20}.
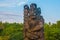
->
{"left": 0, "top": 21, "right": 60, "bottom": 40}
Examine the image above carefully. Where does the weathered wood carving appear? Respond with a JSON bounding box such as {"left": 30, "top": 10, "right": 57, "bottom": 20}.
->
{"left": 24, "top": 3, "right": 44, "bottom": 40}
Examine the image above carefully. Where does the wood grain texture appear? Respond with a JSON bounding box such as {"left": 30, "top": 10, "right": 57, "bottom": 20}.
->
{"left": 24, "top": 3, "right": 44, "bottom": 40}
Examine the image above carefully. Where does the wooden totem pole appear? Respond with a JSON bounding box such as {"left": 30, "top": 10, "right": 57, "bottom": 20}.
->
{"left": 24, "top": 3, "right": 44, "bottom": 40}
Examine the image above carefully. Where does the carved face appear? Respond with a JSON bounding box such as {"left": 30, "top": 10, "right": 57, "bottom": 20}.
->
{"left": 30, "top": 3, "right": 37, "bottom": 10}
{"left": 24, "top": 5, "right": 29, "bottom": 15}
{"left": 24, "top": 9, "right": 28, "bottom": 14}
{"left": 30, "top": 4, "right": 35, "bottom": 9}
{"left": 24, "top": 5, "right": 29, "bottom": 10}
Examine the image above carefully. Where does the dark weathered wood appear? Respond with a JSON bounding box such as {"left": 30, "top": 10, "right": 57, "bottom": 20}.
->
{"left": 24, "top": 3, "right": 44, "bottom": 40}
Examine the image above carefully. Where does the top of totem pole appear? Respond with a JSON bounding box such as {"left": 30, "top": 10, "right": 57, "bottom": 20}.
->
{"left": 24, "top": 3, "right": 41, "bottom": 17}
{"left": 24, "top": 5, "right": 29, "bottom": 10}
{"left": 30, "top": 3, "right": 37, "bottom": 10}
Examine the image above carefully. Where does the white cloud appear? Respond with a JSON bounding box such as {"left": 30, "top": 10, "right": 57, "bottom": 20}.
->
{"left": 0, "top": 0, "right": 28, "bottom": 7}
{"left": 0, "top": 11, "right": 23, "bottom": 23}
{"left": 0, "top": 0, "right": 28, "bottom": 23}
{"left": 0, "top": 3, "right": 15, "bottom": 7}
{"left": 18, "top": 2, "right": 26, "bottom": 6}
{"left": 17, "top": 0, "right": 28, "bottom": 6}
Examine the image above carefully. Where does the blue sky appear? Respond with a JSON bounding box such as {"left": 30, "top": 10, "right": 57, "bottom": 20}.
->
{"left": 0, "top": 0, "right": 60, "bottom": 23}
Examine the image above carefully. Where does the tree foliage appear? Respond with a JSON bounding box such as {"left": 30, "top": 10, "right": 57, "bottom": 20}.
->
{"left": 0, "top": 21, "right": 60, "bottom": 40}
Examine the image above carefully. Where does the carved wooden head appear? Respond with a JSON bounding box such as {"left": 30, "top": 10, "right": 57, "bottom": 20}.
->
{"left": 30, "top": 3, "right": 37, "bottom": 10}
{"left": 24, "top": 5, "right": 29, "bottom": 15}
